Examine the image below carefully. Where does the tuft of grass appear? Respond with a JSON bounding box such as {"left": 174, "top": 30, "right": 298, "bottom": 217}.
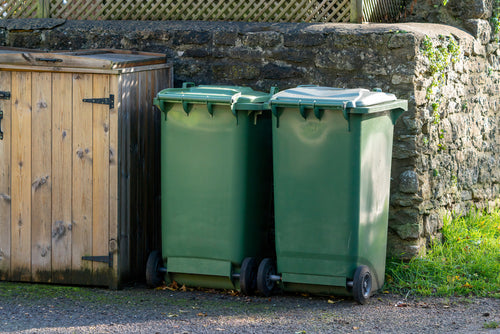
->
{"left": 385, "top": 209, "right": 500, "bottom": 297}
{"left": 484, "top": 321, "right": 500, "bottom": 329}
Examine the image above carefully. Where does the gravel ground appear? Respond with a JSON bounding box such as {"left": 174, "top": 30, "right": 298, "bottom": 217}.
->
{"left": 0, "top": 281, "right": 499, "bottom": 334}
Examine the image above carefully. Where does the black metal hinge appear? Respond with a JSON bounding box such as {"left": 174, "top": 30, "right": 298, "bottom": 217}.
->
{"left": 0, "top": 110, "right": 3, "bottom": 140}
{"left": 82, "top": 94, "right": 114, "bottom": 109}
{"left": 82, "top": 252, "right": 113, "bottom": 268}
{"left": 0, "top": 91, "right": 11, "bottom": 100}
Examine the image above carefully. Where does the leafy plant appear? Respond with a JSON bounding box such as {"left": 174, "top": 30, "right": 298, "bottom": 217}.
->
{"left": 386, "top": 209, "right": 500, "bottom": 297}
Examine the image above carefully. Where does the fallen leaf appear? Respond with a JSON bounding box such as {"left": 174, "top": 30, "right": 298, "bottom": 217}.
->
{"left": 197, "top": 312, "right": 207, "bottom": 317}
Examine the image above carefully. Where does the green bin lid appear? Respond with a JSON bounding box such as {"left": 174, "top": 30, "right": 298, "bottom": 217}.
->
{"left": 269, "top": 85, "right": 407, "bottom": 114}
{"left": 154, "top": 82, "right": 275, "bottom": 113}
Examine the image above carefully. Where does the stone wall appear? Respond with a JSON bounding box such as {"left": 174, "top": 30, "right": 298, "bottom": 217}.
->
{"left": 0, "top": 16, "right": 498, "bottom": 258}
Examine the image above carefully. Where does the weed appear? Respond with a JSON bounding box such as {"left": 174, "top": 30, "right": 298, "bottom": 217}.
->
{"left": 385, "top": 209, "right": 500, "bottom": 297}
{"left": 421, "top": 35, "right": 461, "bottom": 128}
{"left": 483, "top": 321, "right": 500, "bottom": 329}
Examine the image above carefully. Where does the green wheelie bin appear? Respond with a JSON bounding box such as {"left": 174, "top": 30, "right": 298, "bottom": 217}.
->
{"left": 148, "top": 83, "right": 275, "bottom": 294}
{"left": 257, "top": 86, "right": 407, "bottom": 303}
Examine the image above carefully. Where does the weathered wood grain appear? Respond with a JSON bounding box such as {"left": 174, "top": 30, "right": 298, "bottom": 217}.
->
{"left": 92, "top": 74, "right": 111, "bottom": 284}
{"left": 71, "top": 73, "right": 94, "bottom": 285}
{"left": 109, "top": 75, "right": 119, "bottom": 288}
{"left": 0, "top": 71, "right": 12, "bottom": 280}
{"left": 51, "top": 72, "right": 73, "bottom": 283}
{"left": 31, "top": 72, "right": 52, "bottom": 282}
{"left": 11, "top": 71, "right": 32, "bottom": 282}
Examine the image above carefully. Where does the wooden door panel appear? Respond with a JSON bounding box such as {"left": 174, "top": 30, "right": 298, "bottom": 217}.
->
{"left": 51, "top": 73, "right": 73, "bottom": 283}
{"left": 72, "top": 73, "right": 94, "bottom": 285}
{"left": 92, "top": 74, "right": 111, "bottom": 285}
{"left": 31, "top": 72, "right": 53, "bottom": 282}
{"left": 0, "top": 71, "right": 12, "bottom": 280}
{"left": 11, "top": 71, "right": 32, "bottom": 282}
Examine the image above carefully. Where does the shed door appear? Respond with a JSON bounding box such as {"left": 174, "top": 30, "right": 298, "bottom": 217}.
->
{"left": 0, "top": 70, "right": 118, "bottom": 287}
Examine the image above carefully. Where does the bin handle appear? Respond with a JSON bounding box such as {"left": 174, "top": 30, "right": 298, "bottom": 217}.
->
{"left": 35, "top": 57, "right": 63, "bottom": 63}
{"left": 182, "top": 82, "right": 196, "bottom": 88}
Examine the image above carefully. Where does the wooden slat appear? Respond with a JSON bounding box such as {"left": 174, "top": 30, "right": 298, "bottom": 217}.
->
{"left": 51, "top": 72, "right": 73, "bottom": 283}
{"left": 128, "top": 71, "right": 140, "bottom": 277}
{"left": 71, "top": 73, "right": 94, "bottom": 285}
{"left": 0, "top": 53, "right": 114, "bottom": 70}
{"left": 11, "top": 71, "right": 32, "bottom": 282}
{"left": 118, "top": 72, "right": 134, "bottom": 282}
{"left": 0, "top": 71, "right": 12, "bottom": 281}
{"left": 108, "top": 75, "right": 119, "bottom": 287}
{"left": 92, "top": 74, "right": 110, "bottom": 284}
{"left": 31, "top": 72, "right": 52, "bottom": 282}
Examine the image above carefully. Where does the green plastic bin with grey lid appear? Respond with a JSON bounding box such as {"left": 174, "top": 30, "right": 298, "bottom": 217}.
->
{"left": 147, "top": 82, "right": 276, "bottom": 294}
{"left": 255, "top": 86, "right": 407, "bottom": 304}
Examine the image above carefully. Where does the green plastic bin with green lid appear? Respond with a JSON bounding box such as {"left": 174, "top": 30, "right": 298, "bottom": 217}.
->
{"left": 256, "top": 85, "right": 407, "bottom": 304}
{"left": 147, "top": 83, "right": 276, "bottom": 294}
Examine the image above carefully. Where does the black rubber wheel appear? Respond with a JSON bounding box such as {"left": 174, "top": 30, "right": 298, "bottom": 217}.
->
{"left": 240, "top": 257, "right": 258, "bottom": 295}
{"left": 146, "top": 250, "right": 164, "bottom": 288}
{"left": 257, "top": 258, "right": 276, "bottom": 297}
{"left": 353, "top": 265, "right": 372, "bottom": 304}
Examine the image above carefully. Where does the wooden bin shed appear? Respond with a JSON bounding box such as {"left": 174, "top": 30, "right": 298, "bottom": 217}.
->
{"left": 0, "top": 49, "right": 172, "bottom": 288}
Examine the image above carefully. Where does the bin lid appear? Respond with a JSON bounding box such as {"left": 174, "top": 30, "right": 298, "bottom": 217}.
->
{"left": 155, "top": 83, "right": 273, "bottom": 111}
{"left": 269, "top": 86, "right": 407, "bottom": 114}
{"left": 0, "top": 48, "right": 166, "bottom": 70}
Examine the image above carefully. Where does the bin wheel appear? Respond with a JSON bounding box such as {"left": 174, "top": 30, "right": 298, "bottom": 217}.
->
{"left": 353, "top": 265, "right": 372, "bottom": 304}
{"left": 240, "top": 257, "right": 258, "bottom": 295}
{"left": 257, "top": 258, "right": 276, "bottom": 297}
{"left": 146, "top": 250, "right": 164, "bottom": 288}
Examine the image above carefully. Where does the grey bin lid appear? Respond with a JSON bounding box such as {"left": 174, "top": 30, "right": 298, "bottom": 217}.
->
{"left": 269, "top": 86, "right": 407, "bottom": 114}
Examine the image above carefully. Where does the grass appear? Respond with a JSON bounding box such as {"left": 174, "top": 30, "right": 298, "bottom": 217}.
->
{"left": 385, "top": 209, "right": 500, "bottom": 298}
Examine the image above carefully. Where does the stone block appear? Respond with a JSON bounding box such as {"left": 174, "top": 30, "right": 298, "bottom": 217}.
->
{"left": 386, "top": 232, "right": 426, "bottom": 259}
{"left": 399, "top": 170, "right": 419, "bottom": 194}
{"left": 465, "top": 19, "right": 492, "bottom": 45}
{"left": 241, "top": 31, "right": 282, "bottom": 48}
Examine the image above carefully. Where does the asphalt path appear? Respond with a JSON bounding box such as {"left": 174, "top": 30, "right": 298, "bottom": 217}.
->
{"left": 0, "top": 282, "right": 499, "bottom": 333}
